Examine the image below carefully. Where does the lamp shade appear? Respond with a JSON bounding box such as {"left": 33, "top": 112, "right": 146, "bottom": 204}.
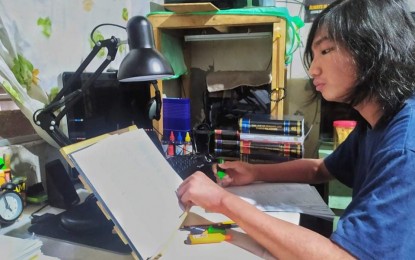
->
{"left": 117, "top": 16, "right": 174, "bottom": 82}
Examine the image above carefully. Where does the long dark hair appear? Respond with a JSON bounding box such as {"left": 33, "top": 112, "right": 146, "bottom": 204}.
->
{"left": 304, "top": 0, "right": 415, "bottom": 124}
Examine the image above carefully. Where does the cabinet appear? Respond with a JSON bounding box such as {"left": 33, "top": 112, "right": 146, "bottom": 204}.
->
{"left": 148, "top": 11, "right": 287, "bottom": 134}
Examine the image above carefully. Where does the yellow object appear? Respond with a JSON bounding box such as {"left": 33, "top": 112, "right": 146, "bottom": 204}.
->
{"left": 333, "top": 120, "right": 357, "bottom": 149}
{"left": 0, "top": 170, "right": 7, "bottom": 186}
{"left": 187, "top": 232, "right": 231, "bottom": 244}
{"left": 0, "top": 169, "right": 11, "bottom": 185}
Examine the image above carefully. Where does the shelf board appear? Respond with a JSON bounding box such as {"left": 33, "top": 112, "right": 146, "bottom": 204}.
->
{"left": 163, "top": 3, "right": 219, "bottom": 13}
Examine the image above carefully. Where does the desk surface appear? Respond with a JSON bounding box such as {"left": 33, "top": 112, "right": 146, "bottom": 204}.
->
{"left": 1, "top": 204, "right": 332, "bottom": 260}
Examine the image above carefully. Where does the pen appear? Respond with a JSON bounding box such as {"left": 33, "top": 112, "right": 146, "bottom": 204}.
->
{"left": 207, "top": 226, "right": 227, "bottom": 234}
{"left": 181, "top": 221, "right": 237, "bottom": 230}
{"left": 186, "top": 232, "right": 232, "bottom": 245}
{"left": 217, "top": 158, "right": 227, "bottom": 180}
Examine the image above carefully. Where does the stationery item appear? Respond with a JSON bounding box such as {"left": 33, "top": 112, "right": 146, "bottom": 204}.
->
{"left": 225, "top": 183, "right": 335, "bottom": 220}
{"left": 217, "top": 158, "right": 227, "bottom": 180}
{"left": 186, "top": 232, "right": 232, "bottom": 245}
{"left": 181, "top": 221, "right": 237, "bottom": 230}
{"left": 0, "top": 235, "right": 55, "bottom": 260}
{"left": 181, "top": 222, "right": 233, "bottom": 235}
{"left": 207, "top": 226, "right": 227, "bottom": 234}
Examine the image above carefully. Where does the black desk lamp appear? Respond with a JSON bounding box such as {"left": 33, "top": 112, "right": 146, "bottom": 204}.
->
{"left": 33, "top": 16, "right": 173, "bottom": 147}
{"left": 30, "top": 16, "right": 174, "bottom": 238}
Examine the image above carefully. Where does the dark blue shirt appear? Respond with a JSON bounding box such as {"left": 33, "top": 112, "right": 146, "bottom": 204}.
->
{"left": 325, "top": 96, "right": 415, "bottom": 259}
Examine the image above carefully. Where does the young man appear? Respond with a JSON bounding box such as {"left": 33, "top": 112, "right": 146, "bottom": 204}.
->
{"left": 177, "top": 0, "right": 415, "bottom": 258}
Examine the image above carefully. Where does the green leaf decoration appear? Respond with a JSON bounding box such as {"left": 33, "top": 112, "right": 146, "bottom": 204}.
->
{"left": 48, "top": 86, "right": 60, "bottom": 103}
{"left": 118, "top": 44, "right": 126, "bottom": 54}
{"left": 11, "top": 54, "right": 34, "bottom": 90}
{"left": 1, "top": 80, "right": 23, "bottom": 105}
{"left": 37, "top": 17, "right": 52, "bottom": 38}
{"left": 89, "top": 31, "right": 106, "bottom": 58}
{"left": 122, "top": 8, "right": 129, "bottom": 21}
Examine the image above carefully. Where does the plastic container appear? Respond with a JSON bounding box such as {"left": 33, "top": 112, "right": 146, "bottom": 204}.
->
{"left": 175, "top": 132, "right": 184, "bottom": 156}
{"left": 184, "top": 132, "right": 193, "bottom": 155}
{"left": 167, "top": 131, "right": 175, "bottom": 157}
{"left": 163, "top": 98, "right": 191, "bottom": 137}
{"left": 333, "top": 120, "right": 357, "bottom": 149}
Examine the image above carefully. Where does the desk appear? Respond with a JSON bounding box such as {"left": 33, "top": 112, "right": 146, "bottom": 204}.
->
{"left": 1, "top": 204, "right": 332, "bottom": 260}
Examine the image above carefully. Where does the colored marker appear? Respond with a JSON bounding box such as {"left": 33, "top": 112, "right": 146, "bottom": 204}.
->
{"left": 186, "top": 232, "right": 231, "bottom": 245}
{"left": 181, "top": 221, "right": 237, "bottom": 230}
{"left": 207, "top": 226, "right": 227, "bottom": 234}
{"left": 217, "top": 158, "right": 227, "bottom": 180}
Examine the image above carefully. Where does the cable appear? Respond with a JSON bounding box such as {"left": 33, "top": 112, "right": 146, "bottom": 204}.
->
{"left": 276, "top": 0, "right": 305, "bottom": 6}
{"left": 30, "top": 203, "right": 49, "bottom": 218}
{"left": 152, "top": 125, "right": 164, "bottom": 139}
{"left": 89, "top": 23, "right": 126, "bottom": 44}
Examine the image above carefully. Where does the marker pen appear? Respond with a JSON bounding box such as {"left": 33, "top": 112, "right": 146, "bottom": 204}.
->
{"left": 181, "top": 221, "right": 237, "bottom": 230}
{"left": 187, "top": 232, "right": 231, "bottom": 245}
{"left": 217, "top": 158, "right": 227, "bottom": 180}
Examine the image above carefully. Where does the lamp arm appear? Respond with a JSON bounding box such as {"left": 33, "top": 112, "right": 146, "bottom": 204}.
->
{"left": 34, "top": 36, "right": 120, "bottom": 147}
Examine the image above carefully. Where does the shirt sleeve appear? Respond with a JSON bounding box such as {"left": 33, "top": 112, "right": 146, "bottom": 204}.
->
{"left": 331, "top": 148, "right": 415, "bottom": 259}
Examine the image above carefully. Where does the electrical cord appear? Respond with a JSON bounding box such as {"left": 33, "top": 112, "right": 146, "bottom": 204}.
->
{"left": 30, "top": 203, "right": 50, "bottom": 219}
{"left": 89, "top": 23, "right": 126, "bottom": 44}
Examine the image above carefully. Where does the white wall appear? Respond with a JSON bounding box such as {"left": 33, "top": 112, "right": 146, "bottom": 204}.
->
{"left": 0, "top": 0, "right": 163, "bottom": 185}
{"left": 407, "top": 0, "right": 415, "bottom": 11}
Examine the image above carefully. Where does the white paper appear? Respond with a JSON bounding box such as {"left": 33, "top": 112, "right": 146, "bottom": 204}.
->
{"left": 0, "top": 235, "right": 44, "bottom": 260}
{"left": 225, "top": 183, "right": 335, "bottom": 219}
{"left": 69, "top": 128, "right": 184, "bottom": 259}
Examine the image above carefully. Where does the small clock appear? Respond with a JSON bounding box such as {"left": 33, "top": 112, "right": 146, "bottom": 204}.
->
{"left": 0, "top": 190, "right": 24, "bottom": 225}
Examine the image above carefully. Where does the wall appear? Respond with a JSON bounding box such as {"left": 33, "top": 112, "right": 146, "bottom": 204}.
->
{"left": 0, "top": 0, "right": 163, "bottom": 95}
{"left": 0, "top": 0, "right": 163, "bottom": 187}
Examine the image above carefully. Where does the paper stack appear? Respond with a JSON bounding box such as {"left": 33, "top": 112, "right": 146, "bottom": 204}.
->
{"left": 225, "top": 183, "right": 335, "bottom": 220}
{"left": 0, "top": 235, "right": 59, "bottom": 260}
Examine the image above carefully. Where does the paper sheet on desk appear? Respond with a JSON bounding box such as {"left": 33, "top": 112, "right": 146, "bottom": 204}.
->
{"left": 0, "top": 235, "right": 59, "bottom": 260}
{"left": 225, "top": 183, "right": 335, "bottom": 220}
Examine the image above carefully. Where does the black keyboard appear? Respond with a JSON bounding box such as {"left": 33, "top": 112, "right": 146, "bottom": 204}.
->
{"left": 167, "top": 154, "right": 216, "bottom": 181}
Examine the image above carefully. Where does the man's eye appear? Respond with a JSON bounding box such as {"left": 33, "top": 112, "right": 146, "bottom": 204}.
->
{"left": 321, "top": 47, "right": 335, "bottom": 55}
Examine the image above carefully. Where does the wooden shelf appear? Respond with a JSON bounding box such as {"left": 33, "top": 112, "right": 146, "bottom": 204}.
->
{"left": 148, "top": 12, "right": 287, "bottom": 134}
